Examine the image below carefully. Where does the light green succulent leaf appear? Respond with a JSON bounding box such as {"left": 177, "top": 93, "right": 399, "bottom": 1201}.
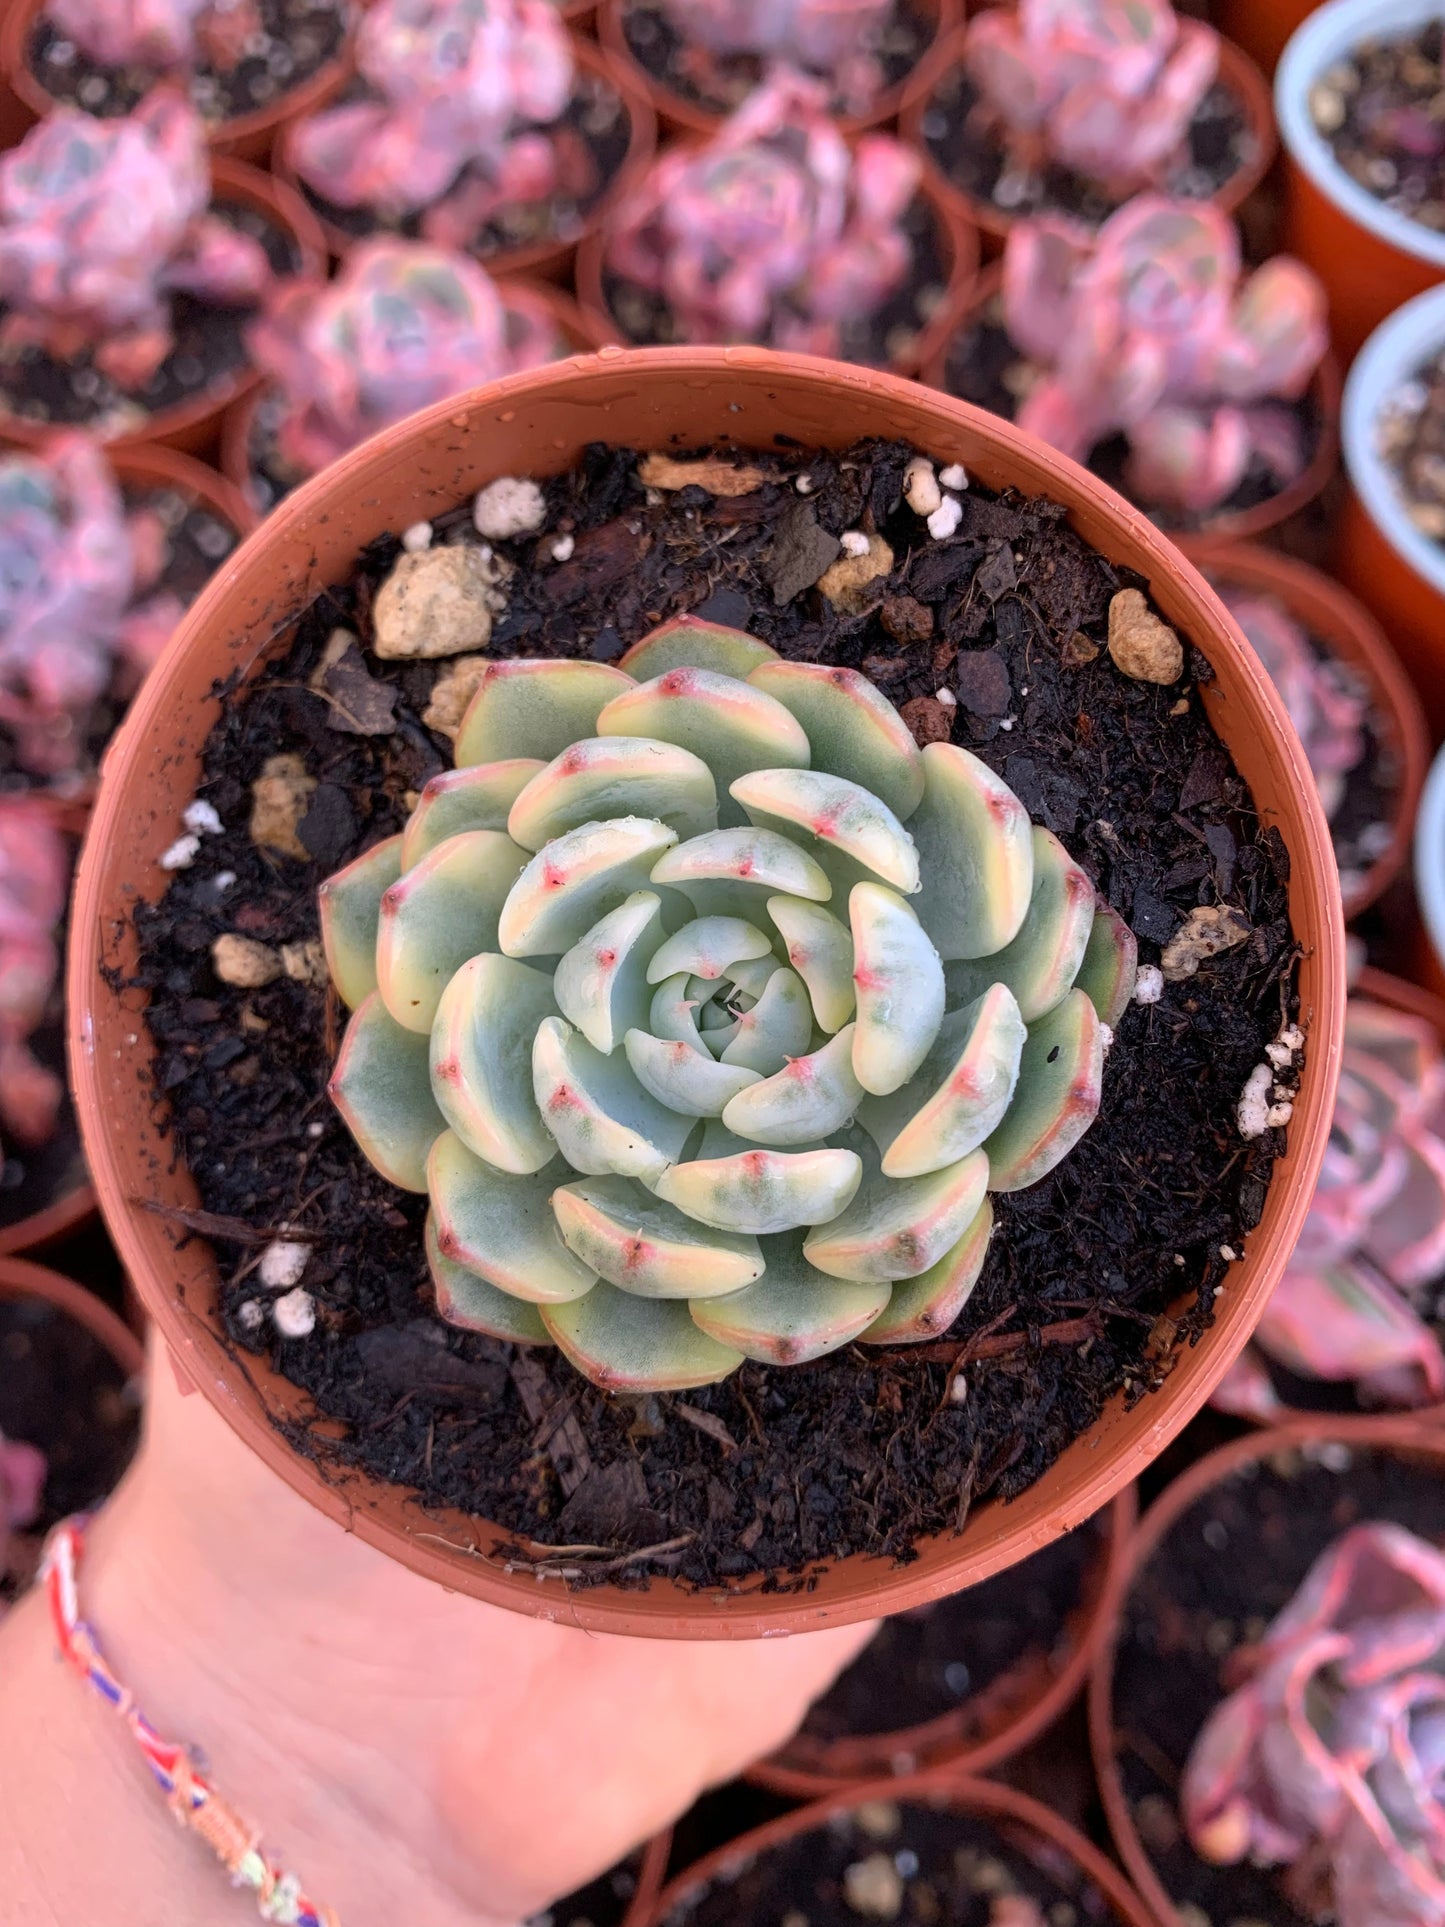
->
{"left": 428, "top": 1132, "right": 597, "bottom": 1303}
{"left": 649, "top": 972, "right": 711, "bottom": 1054}
{"left": 645, "top": 914, "right": 774, "bottom": 986}
{"left": 553, "top": 891, "right": 665, "bottom": 1054}
{"left": 507, "top": 736, "right": 718, "bottom": 852}
{"left": 726, "top": 955, "right": 777, "bottom": 1000}
{"left": 318, "top": 834, "right": 403, "bottom": 1009}
{"left": 850, "top": 882, "right": 946, "bottom": 1097}
{"left": 532, "top": 1014, "right": 693, "bottom": 1184}
{"left": 552, "top": 1174, "right": 764, "bottom": 1299}
{"left": 907, "top": 743, "right": 1034, "bottom": 961}
{"left": 1074, "top": 901, "right": 1139, "bottom": 1028}
{"left": 597, "top": 666, "right": 809, "bottom": 826}
{"left": 984, "top": 989, "right": 1104, "bottom": 1193}
{"left": 401, "top": 761, "right": 544, "bottom": 868}
{"left": 860, "top": 1197, "right": 993, "bottom": 1344}
{"left": 430, "top": 953, "right": 557, "bottom": 1174}
{"left": 804, "top": 1147, "right": 989, "bottom": 1283}
{"left": 617, "top": 615, "right": 778, "bottom": 681}
{"left": 748, "top": 660, "right": 925, "bottom": 820}
{"left": 722, "top": 1025, "right": 864, "bottom": 1145}
{"left": 543, "top": 1283, "right": 744, "bottom": 1391}
{"left": 426, "top": 1212, "right": 553, "bottom": 1344}
{"left": 690, "top": 1233, "right": 890, "bottom": 1365}
{"left": 499, "top": 816, "right": 679, "bottom": 957}
{"left": 944, "top": 827, "right": 1095, "bottom": 1023}
{"left": 718, "top": 966, "right": 813, "bottom": 1074}
{"left": 624, "top": 1027, "right": 762, "bottom": 1116}
{"left": 652, "top": 826, "right": 831, "bottom": 922}
{"left": 767, "top": 895, "right": 856, "bottom": 1032}
{"left": 858, "top": 985, "right": 1025, "bottom": 1178}
{"left": 732, "top": 768, "right": 921, "bottom": 898}
{"left": 453, "top": 658, "right": 634, "bottom": 768}
{"left": 375, "top": 829, "right": 527, "bottom": 1034}
{"left": 655, "top": 1143, "right": 862, "bottom": 1234}
{"left": 329, "top": 991, "right": 444, "bottom": 1192}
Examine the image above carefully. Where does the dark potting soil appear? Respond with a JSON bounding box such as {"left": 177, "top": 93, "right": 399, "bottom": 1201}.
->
{"left": 619, "top": 0, "right": 935, "bottom": 120}
{"left": 26, "top": 0, "right": 348, "bottom": 128}
{"left": 659, "top": 1800, "right": 1119, "bottom": 1927}
{"left": 129, "top": 438, "right": 1296, "bottom": 1593}
{"left": 295, "top": 69, "right": 632, "bottom": 259}
{"left": 1109, "top": 1441, "right": 1445, "bottom": 1927}
{"left": 797, "top": 1507, "right": 1106, "bottom": 1748}
{"left": 603, "top": 193, "right": 950, "bottom": 370}
{"left": 1311, "top": 21, "right": 1445, "bottom": 236}
{"left": 1376, "top": 346, "right": 1445, "bottom": 547}
{"left": 0, "top": 201, "right": 298, "bottom": 437}
{"left": 941, "top": 302, "right": 1326, "bottom": 535}
{"left": 918, "top": 68, "right": 1256, "bottom": 229}
{"left": 526, "top": 1850, "right": 649, "bottom": 1927}
{"left": 0, "top": 1015, "right": 86, "bottom": 1236}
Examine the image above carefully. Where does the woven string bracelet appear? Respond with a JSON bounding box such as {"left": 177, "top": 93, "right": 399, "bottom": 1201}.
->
{"left": 42, "top": 1517, "right": 340, "bottom": 1927}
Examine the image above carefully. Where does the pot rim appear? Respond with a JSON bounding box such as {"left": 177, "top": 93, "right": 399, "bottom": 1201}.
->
{"left": 1342, "top": 283, "right": 1445, "bottom": 603}
{"left": 1088, "top": 1412, "right": 1445, "bottom": 1927}
{"left": 1416, "top": 741, "right": 1445, "bottom": 976}
{"left": 67, "top": 345, "right": 1347, "bottom": 1637}
{"left": 0, "top": 1253, "right": 145, "bottom": 1382}
{"left": 1276, "top": 0, "right": 1445, "bottom": 271}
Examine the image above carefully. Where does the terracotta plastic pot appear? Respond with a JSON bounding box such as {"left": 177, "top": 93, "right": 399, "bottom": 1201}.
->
{"left": 0, "top": 0, "right": 353, "bottom": 162}
{"left": 638, "top": 1771, "right": 1155, "bottom": 1927}
{"left": 1177, "top": 541, "right": 1428, "bottom": 921}
{"left": 68, "top": 346, "right": 1347, "bottom": 1638}
{"left": 274, "top": 38, "right": 656, "bottom": 286}
{"left": 1213, "top": 0, "right": 1316, "bottom": 81}
{"left": 749, "top": 1486, "right": 1136, "bottom": 1797}
{"left": 575, "top": 173, "right": 979, "bottom": 381}
{"left": 0, "top": 161, "right": 327, "bottom": 461}
{"left": 926, "top": 265, "right": 1342, "bottom": 543}
{"left": 0, "top": 1254, "right": 144, "bottom": 1385}
{"left": 901, "top": 26, "right": 1276, "bottom": 255}
{"left": 597, "top": 0, "right": 959, "bottom": 140}
{"left": 1090, "top": 1415, "right": 1445, "bottom": 1927}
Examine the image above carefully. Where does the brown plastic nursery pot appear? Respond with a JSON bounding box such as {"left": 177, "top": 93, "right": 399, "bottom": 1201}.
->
{"left": 0, "top": 1255, "right": 144, "bottom": 1386}
{"left": 1337, "top": 488, "right": 1445, "bottom": 744}
{"left": 1089, "top": 1415, "right": 1445, "bottom": 1927}
{"left": 637, "top": 1771, "right": 1156, "bottom": 1927}
{"left": 1279, "top": 165, "right": 1443, "bottom": 369}
{"left": 748, "top": 1486, "right": 1137, "bottom": 1797}
{"left": 0, "top": 0, "right": 353, "bottom": 162}
{"left": 1176, "top": 541, "right": 1428, "bottom": 921}
{"left": 0, "top": 160, "right": 327, "bottom": 460}
{"left": 900, "top": 28, "right": 1277, "bottom": 255}
{"left": 67, "top": 347, "right": 1347, "bottom": 1638}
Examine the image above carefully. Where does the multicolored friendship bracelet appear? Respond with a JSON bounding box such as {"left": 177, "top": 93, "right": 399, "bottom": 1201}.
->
{"left": 42, "top": 1517, "right": 340, "bottom": 1927}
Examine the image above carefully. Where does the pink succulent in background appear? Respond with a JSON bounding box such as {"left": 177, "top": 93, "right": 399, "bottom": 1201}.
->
{"left": 0, "top": 1429, "right": 46, "bottom": 1599}
{"left": 0, "top": 91, "right": 272, "bottom": 391}
{"left": 40, "top": 0, "right": 262, "bottom": 72}
{"left": 607, "top": 68, "right": 920, "bottom": 354}
{"left": 248, "top": 239, "right": 561, "bottom": 479}
{"left": 1003, "top": 196, "right": 1328, "bottom": 516}
{"left": 963, "top": 0, "right": 1220, "bottom": 200}
{"left": 1220, "top": 590, "right": 1367, "bottom": 821}
{"left": 284, "top": 0, "right": 576, "bottom": 230}
{"left": 660, "top": 0, "right": 894, "bottom": 111}
{"left": 1182, "top": 1522, "right": 1445, "bottom": 1927}
{"left": 0, "top": 799, "right": 69, "bottom": 1151}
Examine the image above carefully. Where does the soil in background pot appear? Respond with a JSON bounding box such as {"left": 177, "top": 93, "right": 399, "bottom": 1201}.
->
{"left": 1376, "top": 344, "right": 1445, "bottom": 547}
{"left": 1310, "top": 22, "right": 1445, "bottom": 240}
{"left": 129, "top": 436, "right": 1296, "bottom": 1592}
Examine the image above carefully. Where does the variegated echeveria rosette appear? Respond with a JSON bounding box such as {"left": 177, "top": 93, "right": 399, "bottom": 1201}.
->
{"left": 320, "top": 615, "right": 1137, "bottom": 1393}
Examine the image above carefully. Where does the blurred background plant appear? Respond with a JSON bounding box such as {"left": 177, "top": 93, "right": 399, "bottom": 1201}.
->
{"left": 39, "top": 0, "right": 262, "bottom": 73}
{"left": 657, "top": 0, "right": 895, "bottom": 115}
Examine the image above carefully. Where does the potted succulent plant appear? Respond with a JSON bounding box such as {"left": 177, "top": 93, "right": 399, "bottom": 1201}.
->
{"left": 930, "top": 195, "right": 1340, "bottom": 541}
{"left": 222, "top": 238, "right": 613, "bottom": 514}
{"left": 275, "top": 0, "right": 654, "bottom": 283}
{"left": 0, "top": 88, "right": 325, "bottom": 451}
{"left": 598, "top": 0, "right": 958, "bottom": 137}
{"left": 68, "top": 348, "right": 1344, "bottom": 1635}
{"left": 1091, "top": 1416, "right": 1445, "bottom": 1927}
{"left": 576, "top": 69, "right": 976, "bottom": 373}
{"left": 901, "top": 0, "right": 1274, "bottom": 247}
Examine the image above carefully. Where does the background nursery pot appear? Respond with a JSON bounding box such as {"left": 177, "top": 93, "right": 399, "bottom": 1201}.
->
{"left": 1089, "top": 1415, "right": 1445, "bottom": 1927}
{"left": 0, "top": 1255, "right": 143, "bottom": 1385}
{"left": 1416, "top": 741, "right": 1445, "bottom": 983}
{"left": 748, "top": 1486, "right": 1136, "bottom": 1796}
{"left": 68, "top": 347, "right": 1346, "bottom": 1638}
{"left": 1213, "top": 0, "right": 1316, "bottom": 82}
{"left": 1277, "top": 0, "right": 1445, "bottom": 363}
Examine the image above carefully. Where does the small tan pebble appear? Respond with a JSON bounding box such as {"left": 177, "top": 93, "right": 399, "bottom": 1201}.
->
{"left": 1134, "top": 1794, "right": 1181, "bottom": 1853}
{"left": 421, "top": 655, "right": 490, "bottom": 740}
{"left": 1408, "top": 499, "right": 1445, "bottom": 540}
{"left": 843, "top": 1854, "right": 904, "bottom": 1920}
{"left": 308, "top": 626, "right": 358, "bottom": 686}
{"left": 1108, "top": 588, "right": 1184, "bottom": 684}
{"left": 899, "top": 695, "right": 954, "bottom": 746}
{"left": 1060, "top": 629, "right": 1100, "bottom": 668}
{"left": 1161, "top": 904, "right": 1252, "bottom": 981}
{"left": 372, "top": 544, "right": 509, "bottom": 660}
{"left": 1205, "top": 1617, "right": 1237, "bottom": 1657}
{"left": 818, "top": 533, "right": 893, "bottom": 613}
{"left": 903, "top": 456, "right": 942, "bottom": 516}
{"left": 472, "top": 476, "right": 546, "bottom": 538}
{"left": 249, "top": 752, "right": 315, "bottom": 860}
{"left": 1309, "top": 82, "right": 1346, "bottom": 131}
{"left": 989, "top": 1898, "right": 1048, "bottom": 1927}
{"left": 281, "top": 939, "right": 328, "bottom": 986}
{"left": 1046, "top": 1906, "right": 1076, "bottom": 1927}
{"left": 969, "top": 1857, "right": 1010, "bottom": 1895}
{"left": 854, "top": 1802, "right": 902, "bottom": 1841}
{"left": 1169, "top": 697, "right": 1189, "bottom": 715}
{"left": 637, "top": 452, "right": 765, "bottom": 497}
{"left": 212, "top": 932, "right": 281, "bottom": 988}
{"left": 239, "top": 1003, "right": 269, "bottom": 1035}
{"left": 1176, "top": 1904, "right": 1214, "bottom": 1927}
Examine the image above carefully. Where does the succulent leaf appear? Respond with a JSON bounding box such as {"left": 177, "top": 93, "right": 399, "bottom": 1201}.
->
{"left": 453, "top": 659, "right": 635, "bottom": 768}
{"left": 804, "top": 1147, "right": 989, "bottom": 1282}
{"left": 543, "top": 1283, "right": 745, "bottom": 1392}
{"left": 944, "top": 826, "right": 1094, "bottom": 1022}
{"left": 732, "top": 768, "right": 921, "bottom": 896}
{"left": 553, "top": 891, "right": 665, "bottom": 1055}
{"left": 767, "top": 895, "right": 856, "bottom": 1032}
{"left": 319, "top": 834, "right": 404, "bottom": 1010}
{"left": 428, "top": 1132, "right": 598, "bottom": 1303}
{"left": 616, "top": 615, "right": 779, "bottom": 681}
{"left": 907, "top": 743, "right": 1034, "bottom": 961}
{"left": 689, "top": 1233, "right": 891, "bottom": 1364}
{"left": 727, "top": 955, "right": 778, "bottom": 1000}
{"left": 597, "top": 667, "right": 810, "bottom": 827}
{"left": 552, "top": 1173, "right": 764, "bottom": 1298}
{"left": 624, "top": 1027, "right": 763, "bottom": 1116}
{"left": 425, "top": 1211, "right": 553, "bottom": 1344}
{"left": 376, "top": 829, "right": 527, "bottom": 1034}
{"left": 652, "top": 826, "right": 832, "bottom": 921}
{"left": 748, "top": 661, "right": 925, "bottom": 819}
{"left": 1074, "top": 900, "right": 1139, "bottom": 1027}
{"left": 430, "top": 953, "right": 558, "bottom": 1173}
{"left": 649, "top": 971, "right": 714, "bottom": 1054}
{"left": 329, "top": 991, "right": 444, "bottom": 1192}
{"left": 655, "top": 1142, "right": 863, "bottom": 1233}
{"left": 532, "top": 1014, "right": 694, "bottom": 1184}
{"left": 721, "top": 1025, "right": 865, "bottom": 1145}
{"left": 858, "top": 985, "right": 1026, "bottom": 1178}
{"left": 850, "top": 882, "right": 946, "bottom": 1097}
{"left": 860, "top": 1197, "right": 994, "bottom": 1343}
{"left": 498, "top": 817, "right": 679, "bottom": 957}
{"left": 507, "top": 736, "right": 718, "bottom": 851}
{"left": 717, "top": 966, "right": 813, "bottom": 1074}
{"left": 401, "top": 760, "right": 544, "bottom": 868}
{"left": 984, "top": 989, "right": 1103, "bottom": 1192}
{"left": 645, "top": 914, "right": 775, "bottom": 985}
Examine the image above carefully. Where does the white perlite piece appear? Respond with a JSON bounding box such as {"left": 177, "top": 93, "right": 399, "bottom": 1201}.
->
{"left": 935, "top": 687, "right": 956, "bottom": 707}
{"left": 903, "top": 456, "right": 942, "bottom": 516}
{"left": 401, "top": 521, "right": 433, "bottom": 553}
{"left": 259, "top": 1240, "right": 309, "bottom": 1290}
{"left": 237, "top": 1299, "right": 265, "bottom": 1332}
{"left": 183, "top": 799, "right": 223, "bottom": 836}
{"left": 159, "top": 834, "right": 200, "bottom": 871}
{"left": 1133, "top": 964, "right": 1164, "bottom": 1005}
{"left": 1219, "top": 1243, "right": 1237, "bottom": 1262}
{"left": 473, "top": 477, "right": 546, "bottom": 540}
{"left": 212, "top": 870, "right": 236, "bottom": 894}
{"left": 938, "top": 462, "right": 969, "bottom": 490}
{"left": 1100, "top": 1023, "right": 1115, "bottom": 1052}
{"left": 550, "top": 534, "right": 575, "bottom": 562}
{"left": 794, "top": 474, "right": 814, "bottom": 494}
{"left": 840, "top": 530, "right": 871, "bottom": 557}
{"left": 1237, "top": 1063, "right": 1274, "bottom": 1139}
{"left": 927, "top": 496, "right": 963, "bottom": 540}
{"left": 273, "top": 1288, "right": 316, "bottom": 1338}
